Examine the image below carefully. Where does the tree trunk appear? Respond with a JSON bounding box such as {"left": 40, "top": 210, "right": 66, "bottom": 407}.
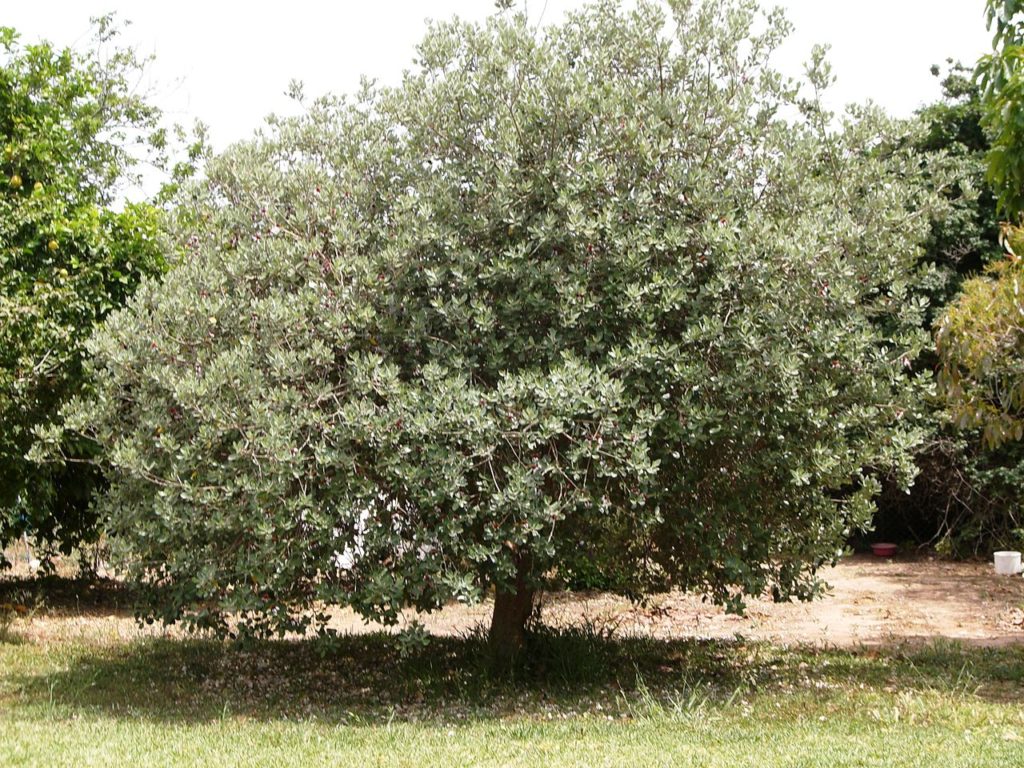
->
{"left": 488, "top": 564, "right": 534, "bottom": 673}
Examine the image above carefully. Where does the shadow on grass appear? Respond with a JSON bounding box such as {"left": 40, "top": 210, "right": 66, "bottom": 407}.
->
{"left": 6, "top": 624, "right": 1024, "bottom": 725}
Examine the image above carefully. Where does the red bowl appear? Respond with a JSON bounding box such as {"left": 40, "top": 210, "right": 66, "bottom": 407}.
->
{"left": 870, "top": 542, "right": 897, "bottom": 557}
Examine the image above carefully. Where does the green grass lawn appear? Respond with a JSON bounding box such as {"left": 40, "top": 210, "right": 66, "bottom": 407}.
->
{"left": 2, "top": 582, "right": 1023, "bottom": 766}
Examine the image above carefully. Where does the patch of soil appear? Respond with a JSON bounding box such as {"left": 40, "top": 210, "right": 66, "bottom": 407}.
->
{"left": 5, "top": 554, "right": 1024, "bottom": 648}
{"left": 324, "top": 555, "right": 1024, "bottom": 648}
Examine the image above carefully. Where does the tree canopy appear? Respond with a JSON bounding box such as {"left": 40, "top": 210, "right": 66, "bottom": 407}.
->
{"left": 978, "top": 0, "right": 1024, "bottom": 216}
{"left": 912, "top": 62, "right": 1000, "bottom": 318}
{"left": 63, "top": 0, "right": 949, "bottom": 663}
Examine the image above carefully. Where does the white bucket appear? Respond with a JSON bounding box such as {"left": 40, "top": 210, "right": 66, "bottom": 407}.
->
{"left": 993, "top": 551, "right": 1022, "bottom": 576}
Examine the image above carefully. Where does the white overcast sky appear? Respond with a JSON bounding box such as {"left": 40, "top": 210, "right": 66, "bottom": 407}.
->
{"left": 2, "top": 0, "right": 992, "bottom": 152}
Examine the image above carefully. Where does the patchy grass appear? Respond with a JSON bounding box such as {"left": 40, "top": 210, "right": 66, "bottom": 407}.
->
{"left": 1, "top": 579, "right": 1023, "bottom": 766}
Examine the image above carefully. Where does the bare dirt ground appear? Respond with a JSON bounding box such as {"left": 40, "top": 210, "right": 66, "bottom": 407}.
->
{"left": 323, "top": 554, "right": 1024, "bottom": 648}
{"left": 5, "top": 553, "right": 1024, "bottom": 648}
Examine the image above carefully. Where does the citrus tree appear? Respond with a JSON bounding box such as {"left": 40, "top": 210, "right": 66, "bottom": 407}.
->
{"left": 0, "top": 20, "right": 168, "bottom": 564}
{"left": 64, "top": 0, "right": 948, "bottom": 664}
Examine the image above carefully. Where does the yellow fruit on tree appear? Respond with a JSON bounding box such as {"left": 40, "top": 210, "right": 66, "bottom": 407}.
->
{"left": 47, "top": 240, "right": 59, "bottom": 252}
{"left": 9, "top": 174, "right": 22, "bottom": 189}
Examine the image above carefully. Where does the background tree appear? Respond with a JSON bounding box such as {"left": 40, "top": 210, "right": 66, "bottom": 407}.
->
{"left": 871, "top": 62, "right": 1008, "bottom": 552}
{"left": 0, "top": 19, "right": 168, "bottom": 566}
{"left": 978, "top": 0, "right": 1024, "bottom": 216}
{"left": 937, "top": 228, "right": 1024, "bottom": 449}
{"left": 935, "top": 222, "right": 1024, "bottom": 553}
{"left": 913, "top": 62, "right": 1000, "bottom": 318}
{"left": 926, "top": 1, "right": 1024, "bottom": 553}
{"left": 62, "top": 0, "right": 949, "bottom": 666}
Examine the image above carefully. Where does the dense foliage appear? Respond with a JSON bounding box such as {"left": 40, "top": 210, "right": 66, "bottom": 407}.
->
{"left": 947, "top": 2, "right": 1024, "bottom": 425}
{"left": 912, "top": 63, "right": 1000, "bottom": 319}
{"left": 937, "top": 228, "right": 1024, "bottom": 449}
{"left": 933, "top": 231, "right": 1024, "bottom": 551}
{"left": 0, "top": 21, "right": 168, "bottom": 564}
{"left": 921, "top": 2, "right": 1024, "bottom": 552}
{"left": 871, "top": 62, "right": 1009, "bottom": 553}
{"left": 978, "top": 0, "right": 1024, "bottom": 215}
{"left": 63, "top": 0, "right": 949, "bottom": 658}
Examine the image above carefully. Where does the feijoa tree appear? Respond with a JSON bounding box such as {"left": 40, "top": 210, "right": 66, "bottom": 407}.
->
{"left": 0, "top": 19, "right": 168, "bottom": 564}
{"left": 63, "top": 0, "right": 949, "bottom": 664}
